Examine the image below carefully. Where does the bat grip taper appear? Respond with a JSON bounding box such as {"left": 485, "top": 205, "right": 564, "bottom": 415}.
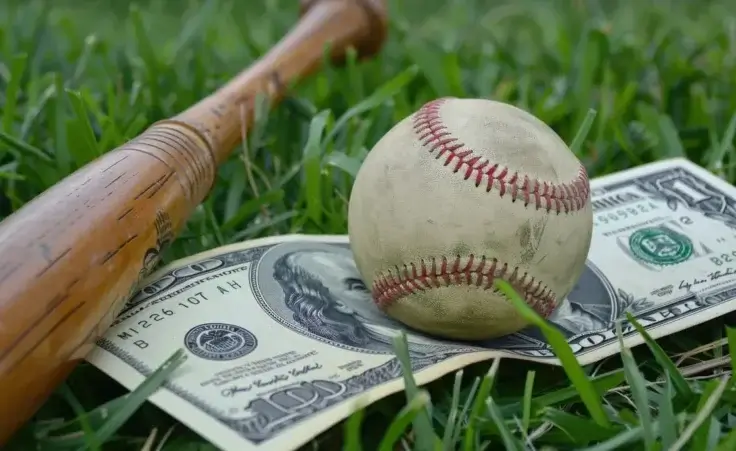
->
{"left": 170, "top": 0, "right": 389, "bottom": 167}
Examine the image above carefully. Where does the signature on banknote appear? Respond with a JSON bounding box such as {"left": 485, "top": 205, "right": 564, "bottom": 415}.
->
{"left": 220, "top": 363, "right": 324, "bottom": 397}
{"left": 678, "top": 267, "right": 736, "bottom": 292}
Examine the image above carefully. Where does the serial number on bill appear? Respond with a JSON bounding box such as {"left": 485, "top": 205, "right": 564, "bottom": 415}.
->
{"left": 115, "top": 291, "right": 208, "bottom": 341}
{"left": 593, "top": 202, "right": 660, "bottom": 227}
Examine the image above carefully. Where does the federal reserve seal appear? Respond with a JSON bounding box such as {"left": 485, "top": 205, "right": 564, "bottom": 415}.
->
{"left": 184, "top": 323, "right": 258, "bottom": 361}
{"left": 629, "top": 226, "right": 693, "bottom": 266}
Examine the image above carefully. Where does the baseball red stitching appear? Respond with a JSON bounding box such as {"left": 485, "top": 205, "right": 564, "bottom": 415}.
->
{"left": 412, "top": 97, "right": 590, "bottom": 214}
{"left": 372, "top": 254, "right": 557, "bottom": 318}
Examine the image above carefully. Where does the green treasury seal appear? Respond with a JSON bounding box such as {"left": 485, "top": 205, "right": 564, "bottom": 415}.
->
{"left": 629, "top": 227, "right": 693, "bottom": 266}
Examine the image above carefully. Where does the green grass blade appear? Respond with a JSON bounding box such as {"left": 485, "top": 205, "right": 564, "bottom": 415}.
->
{"left": 66, "top": 89, "right": 100, "bottom": 164}
{"left": 2, "top": 53, "right": 27, "bottom": 135}
{"left": 51, "top": 73, "right": 71, "bottom": 174}
{"left": 625, "top": 313, "right": 694, "bottom": 400}
{"left": 168, "top": 0, "right": 217, "bottom": 61}
{"left": 19, "top": 79, "right": 55, "bottom": 141}
{"left": 462, "top": 358, "right": 500, "bottom": 451}
{"left": 669, "top": 375, "right": 729, "bottom": 451}
{"left": 343, "top": 404, "right": 365, "bottom": 451}
{"left": 726, "top": 326, "right": 736, "bottom": 382}
{"left": 326, "top": 65, "right": 419, "bottom": 143}
{"left": 716, "top": 428, "right": 736, "bottom": 451}
{"left": 377, "top": 390, "right": 432, "bottom": 451}
{"left": 203, "top": 198, "right": 225, "bottom": 247}
{"left": 325, "top": 152, "right": 363, "bottom": 179}
{"left": 569, "top": 108, "right": 598, "bottom": 154}
{"left": 707, "top": 111, "right": 736, "bottom": 171}
{"left": 0, "top": 130, "right": 53, "bottom": 163}
{"left": 0, "top": 170, "right": 24, "bottom": 181}
{"left": 576, "top": 422, "right": 658, "bottom": 451}
{"left": 303, "top": 109, "right": 331, "bottom": 224}
{"left": 542, "top": 408, "right": 623, "bottom": 445}
{"left": 513, "top": 369, "right": 625, "bottom": 414}
{"left": 223, "top": 169, "right": 247, "bottom": 223}
{"left": 229, "top": 210, "right": 299, "bottom": 242}
{"left": 342, "top": 47, "right": 363, "bottom": 106}
{"left": 496, "top": 279, "right": 610, "bottom": 427}
{"left": 220, "top": 189, "right": 284, "bottom": 232}
{"left": 521, "top": 370, "right": 535, "bottom": 435}
{"left": 441, "top": 370, "right": 464, "bottom": 451}
{"left": 129, "top": 4, "right": 161, "bottom": 112}
{"left": 78, "top": 348, "right": 187, "bottom": 450}
{"left": 34, "top": 396, "right": 129, "bottom": 448}
{"left": 451, "top": 376, "right": 481, "bottom": 447}
{"left": 687, "top": 377, "right": 726, "bottom": 451}
{"left": 57, "top": 384, "right": 100, "bottom": 451}
{"left": 391, "top": 332, "right": 439, "bottom": 451}
{"left": 615, "top": 321, "right": 655, "bottom": 450}
{"left": 657, "top": 114, "right": 686, "bottom": 157}
{"left": 70, "top": 35, "right": 97, "bottom": 86}
{"left": 658, "top": 370, "right": 678, "bottom": 449}
{"left": 485, "top": 397, "right": 522, "bottom": 451}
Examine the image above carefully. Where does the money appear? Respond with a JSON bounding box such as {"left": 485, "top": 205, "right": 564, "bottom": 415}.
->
{"left": 86, "top": 157, "right": 736, "bottom": 451}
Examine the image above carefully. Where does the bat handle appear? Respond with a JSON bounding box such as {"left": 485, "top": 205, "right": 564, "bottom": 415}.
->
{"left": 299, "top": 0, "right": 388, "bottom": 61}
{"left": 168, "top": 0, "right": 389, "bottom": 165}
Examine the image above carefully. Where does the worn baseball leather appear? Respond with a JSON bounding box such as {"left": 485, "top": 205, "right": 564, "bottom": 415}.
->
{"left": 347, "top": 97, "right": 594, "bottom": 340}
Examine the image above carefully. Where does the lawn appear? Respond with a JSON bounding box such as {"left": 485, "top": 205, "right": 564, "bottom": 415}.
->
{"left": 2, "top": 0, "right": 736, "bottom": 449}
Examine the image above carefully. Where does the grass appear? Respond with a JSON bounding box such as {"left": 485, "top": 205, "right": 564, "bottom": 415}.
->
{"left": 2, "top": 0, "right": 736, "bottom": 449}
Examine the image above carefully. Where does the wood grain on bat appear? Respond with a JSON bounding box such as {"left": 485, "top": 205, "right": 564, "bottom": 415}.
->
{"left": 0, "top": 0, "right": 387, "bottom": 443}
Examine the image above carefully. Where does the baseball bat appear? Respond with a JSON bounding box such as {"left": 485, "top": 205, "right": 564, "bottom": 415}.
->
{"left": 0, "top": 0, "right": 387, "bottom": 443}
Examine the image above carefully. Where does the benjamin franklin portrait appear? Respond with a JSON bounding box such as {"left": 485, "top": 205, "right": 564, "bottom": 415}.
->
{"left": 255, "top": 241, "right": 472, "bottom": 358}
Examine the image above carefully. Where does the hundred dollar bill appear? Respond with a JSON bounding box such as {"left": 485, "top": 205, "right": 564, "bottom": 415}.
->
{"left": 86, "top": 157, "right": 736, "bottom": 451}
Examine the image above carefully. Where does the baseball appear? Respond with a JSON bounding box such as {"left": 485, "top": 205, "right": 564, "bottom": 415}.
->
{"left": 347, "top": 97, "right": 594, "bottom": 340}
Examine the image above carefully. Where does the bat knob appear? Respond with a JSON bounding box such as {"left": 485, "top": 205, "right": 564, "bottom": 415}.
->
{"left": 299, "top": 0, "right": 388, "bottom": 61}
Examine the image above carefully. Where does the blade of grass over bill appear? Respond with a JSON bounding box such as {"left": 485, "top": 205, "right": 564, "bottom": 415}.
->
{"left": 494, "top": 279, "right": 610, "bottom": 427}
{"left": 78, "top": 349, "right": 187, "bottom": 450}
{"left": 625, "top": 313, "right": 694, "bottom": 400}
